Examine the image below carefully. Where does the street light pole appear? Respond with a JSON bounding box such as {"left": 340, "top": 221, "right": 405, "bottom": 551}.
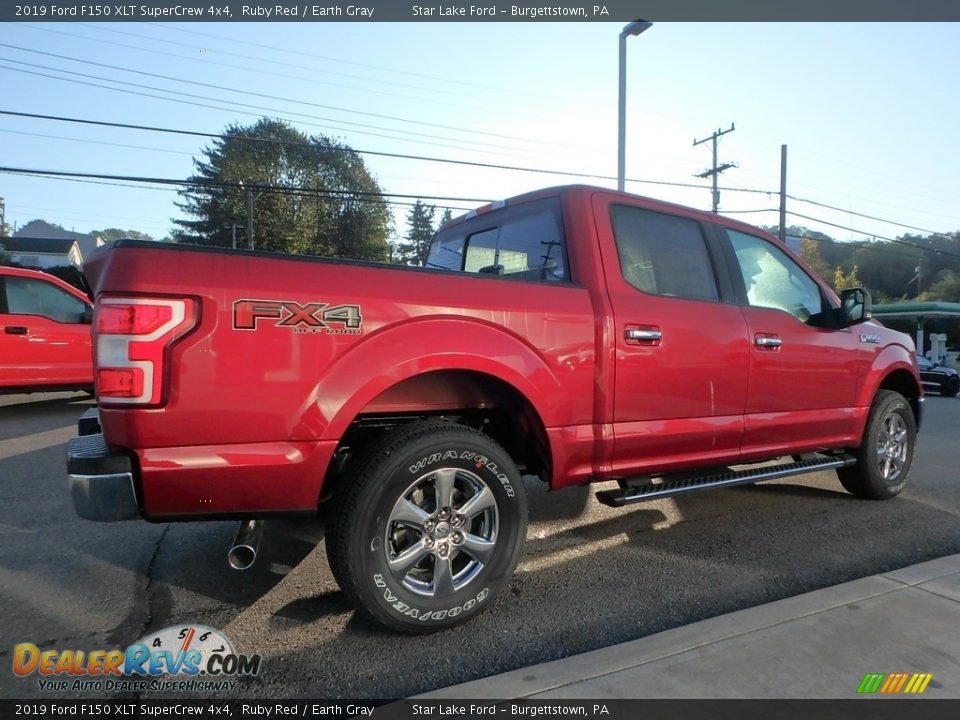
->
{"left": 618, "top": 20, "right": 652, "bottom": 193}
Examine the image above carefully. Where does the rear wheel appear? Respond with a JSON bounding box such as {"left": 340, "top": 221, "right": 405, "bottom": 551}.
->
{"left": 325, "top": 420, "right": 527, "bottom": 633}
{"left": 837, "top": 390, "right": 916, "bottom": 499}
{"left": 942, "top": 377, "right": 959, "bottom": 397}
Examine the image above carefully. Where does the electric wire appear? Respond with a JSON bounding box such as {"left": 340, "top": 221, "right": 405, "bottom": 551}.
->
{"left": 0, "top": 109, "right": 776, "bottom": 195}
{"left": 0, "top": 42, "right": 561, "bottom": 147}
{"left": 0, "top": 58, "right": 532, "bottom": 156}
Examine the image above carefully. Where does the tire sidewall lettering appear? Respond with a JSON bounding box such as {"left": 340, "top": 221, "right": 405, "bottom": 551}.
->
{"left": 406, "top": 448, "right": 515, "bottom": 497}
{"left": 372, "top": 572, "right": 490, "bottom": 622}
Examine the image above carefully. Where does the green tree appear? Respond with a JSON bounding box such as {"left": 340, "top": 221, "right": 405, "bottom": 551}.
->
{"left": 173, "top": 118, "right": 391, "bottom": 261}
{"left": 852, "top": 242, "right": 920, "bottom": 301}
{"left": 798, "top": 237, "right": 833, "bottom": 282}
{"left": 438, "top": 207, "right": 454, "bottom": 229}
{"left": 919, "top": 270, "right": 960, "bottom": 302}
{"left": 395, "top": 199, "right": 436, "bottom": 266}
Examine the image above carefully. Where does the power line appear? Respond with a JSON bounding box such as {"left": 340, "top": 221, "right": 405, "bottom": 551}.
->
{"left": 0, "top": 58, "right": 528, "bottom": 156}
{"left": 0, "top": 42, "right": 557, "bottom": 148}
{"left": 0, "top": 128, "right": 193, "bottom": 156}
{"left": 786, "top": 211, "right": 960, "bottom": 259}
{"left": 151, "top": 23, "right": 524, "bottom": 98}
{"left": 787, "top": 195, "right": 955, "bottom": 238}
{"left": 4, "top": 168, "right": 477, "bottom": 214}
{"left": 0, "top": 64, "right": 504, "bottom": 158}
{"left": 20, "top": 23, "right": 516, "bottom": 122}
{"left": 0, "top": 165, "right": 494, "bottom": 205}
{"left": 0, "top": 109, "right": 776, "bottom": 195}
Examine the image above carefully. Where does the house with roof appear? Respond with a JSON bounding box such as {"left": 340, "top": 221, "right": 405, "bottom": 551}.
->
{"left": 0, "top": 236, "right": 84, "bottom": 268}
{"left": 5, "top": 220, "right": 105, "bottom": 268}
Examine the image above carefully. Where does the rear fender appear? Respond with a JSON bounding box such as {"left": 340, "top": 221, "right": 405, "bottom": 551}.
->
{"left": 299, "top": 318, "right": 563, "bottom": 442}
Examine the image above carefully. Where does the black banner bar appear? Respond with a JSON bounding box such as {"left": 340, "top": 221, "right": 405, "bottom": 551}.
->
{"left": 3, "top": 700, "right": 960, "bottom": 720}
{"left": 2, "top": 0, "right": 960, "bottom": 22}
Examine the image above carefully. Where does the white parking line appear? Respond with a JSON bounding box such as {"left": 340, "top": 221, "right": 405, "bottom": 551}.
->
{"left": 0, "top": 426, "right": 75, "bottom": 461}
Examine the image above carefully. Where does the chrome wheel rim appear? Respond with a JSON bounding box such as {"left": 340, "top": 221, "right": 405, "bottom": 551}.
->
{"left": 876, "top": 412, "right": 908, "bottom": 482}
{"left": 384, "top": 467, "right": 499, "bottom": 598}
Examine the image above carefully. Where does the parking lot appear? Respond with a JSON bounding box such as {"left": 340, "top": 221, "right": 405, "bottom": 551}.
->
{"left": 2, "top": 391, "right": 959, "bottom": 699}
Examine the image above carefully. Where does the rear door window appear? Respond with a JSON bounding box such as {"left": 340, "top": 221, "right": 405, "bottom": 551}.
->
{"left": 426, "top": 198, "right": 569, "bottom": 283}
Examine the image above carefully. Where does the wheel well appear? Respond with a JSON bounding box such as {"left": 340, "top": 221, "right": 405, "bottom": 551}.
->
{"left": 878, "top": 369, "right": 922, "bottom": 427}
{"left": 323, "top": 370, "right": 551, "bottom": 498}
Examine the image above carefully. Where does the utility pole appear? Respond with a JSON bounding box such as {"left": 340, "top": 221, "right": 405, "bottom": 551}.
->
{"left": 225, "top": 222, "right": 241, "bottom": 249}
{"left": 244, "top": 185, "right": 255, "bottom": 251}
{"left": 693, "top": 124, "right": 736, "bottom": 213}
{"left": 779, "top": 144, "right": 787, "bottom": 244}
{"left": 0, "top": 196, "right": 6, "bottom": 234}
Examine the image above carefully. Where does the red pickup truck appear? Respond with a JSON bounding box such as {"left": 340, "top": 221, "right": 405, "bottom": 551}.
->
{"left": 68, "top": 185, "right": 922, "bottom": 633}
{"left": 1, "top": 266, "right": 93, "bottom": 393}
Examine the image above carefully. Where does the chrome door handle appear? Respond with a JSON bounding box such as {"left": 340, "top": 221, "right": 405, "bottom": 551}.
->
{"left": 625, "top": 328, "right": 662, "bottom": 342}
{"left": 755, "top": 335, "right": 782, "bottom": 348}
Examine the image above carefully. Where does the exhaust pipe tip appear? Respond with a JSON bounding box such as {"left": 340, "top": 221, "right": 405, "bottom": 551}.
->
{"left": 228, "top": 519, "right": 263, "bottom": 571}
{"left": 228, "top": 543, "right": 257, "bottom": 571}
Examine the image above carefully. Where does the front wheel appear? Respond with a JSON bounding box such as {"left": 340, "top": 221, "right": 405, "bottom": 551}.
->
{"left": 325, "top": 420, "right": 528, "bottom": 633}
{"left": 837, "top": 390, "right": 916, "bottom": 499}
{"left": 942, "top": 378, "right": 959, "bottom": 398}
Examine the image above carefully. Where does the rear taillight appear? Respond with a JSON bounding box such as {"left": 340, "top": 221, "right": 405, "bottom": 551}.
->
{"left": 94, "top": 297, "right": 197, "bottom": 406}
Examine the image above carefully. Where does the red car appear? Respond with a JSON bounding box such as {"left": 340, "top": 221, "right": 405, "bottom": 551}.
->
{"left": 0, "top": 266, "right": 93, "bottom": 393}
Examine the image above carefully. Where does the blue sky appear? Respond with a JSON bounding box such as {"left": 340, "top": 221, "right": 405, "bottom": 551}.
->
{"left": 0, "top": 21, "right": 958, "bottom": 245}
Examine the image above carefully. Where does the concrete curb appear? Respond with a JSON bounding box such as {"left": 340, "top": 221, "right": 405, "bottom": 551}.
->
{"left": 417, "top": 555, "right": 960, "bottom": 699}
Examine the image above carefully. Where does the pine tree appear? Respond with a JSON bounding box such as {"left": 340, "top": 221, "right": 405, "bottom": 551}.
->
{"left": 395, "top": 199, "right": 436, "bottom": 266}
{"left": 437, "top": 207, "right": 454, "bottom": 229}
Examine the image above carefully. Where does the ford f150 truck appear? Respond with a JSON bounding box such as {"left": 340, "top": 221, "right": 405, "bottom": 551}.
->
{"left": 1, "top": 266, "right": 93, "bottom": 394}
{"left": 67, "top": 185, "right": 922, "bottom": 633}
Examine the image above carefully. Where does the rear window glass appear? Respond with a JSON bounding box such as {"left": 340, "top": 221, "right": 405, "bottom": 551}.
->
{"left": 425, "top": 198, "right": 569, "bottom": 283}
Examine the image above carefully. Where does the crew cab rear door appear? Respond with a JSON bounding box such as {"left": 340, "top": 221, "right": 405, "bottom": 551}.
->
{"left": 717, "top": 228, "right": 862, "bottom": 456}
{"left": 592, "top": 193, "right": 750, "bottom": 476}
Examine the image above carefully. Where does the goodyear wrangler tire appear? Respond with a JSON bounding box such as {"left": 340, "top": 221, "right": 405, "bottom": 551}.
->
{"left": 326, "top": 420, "right": 528, "bottom": 633}
{"left": 838, "top": 390, "right": 916, "bottom": 500}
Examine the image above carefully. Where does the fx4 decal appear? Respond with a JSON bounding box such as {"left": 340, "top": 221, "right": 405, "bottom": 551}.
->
{"left": 233, "top": 299, "right": 363, "bottom": 335}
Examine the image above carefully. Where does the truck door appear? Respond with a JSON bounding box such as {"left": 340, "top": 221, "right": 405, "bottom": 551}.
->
{"left": 0, "top": 273, "right": 92, "bottom": 388}
{"left": 592, "top": 194, "right": 750, "bottom": 477}
{"left": 719, "top": 229, "right": 862, "bottom": 456}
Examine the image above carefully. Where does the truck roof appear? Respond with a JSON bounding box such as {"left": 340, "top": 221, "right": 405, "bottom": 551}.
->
{"left": 438, "top": 184, "right": 782, "bottom": 246}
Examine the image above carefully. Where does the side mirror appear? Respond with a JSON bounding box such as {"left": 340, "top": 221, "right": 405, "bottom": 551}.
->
{"left": 837, "top": 287, "right": 872, "bottom": 328}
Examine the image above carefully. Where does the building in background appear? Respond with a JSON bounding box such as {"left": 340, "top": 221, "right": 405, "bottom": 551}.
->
{"left": 3, "top": 221, "right": 104, "bottom": 268}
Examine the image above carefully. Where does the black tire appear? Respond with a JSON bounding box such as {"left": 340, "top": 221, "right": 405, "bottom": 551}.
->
{"left": 942, "top": 378, "right": 959, "bottom": 398}
{"left": 325, "top": 420, "right": 528, "bottom": 633}
{"left": 837, "top": 390, "right": 916, "bottom": 500}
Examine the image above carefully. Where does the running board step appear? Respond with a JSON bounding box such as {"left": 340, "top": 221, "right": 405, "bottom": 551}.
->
{"left": 595, "top": 456, "right": 856, "bottom": 508}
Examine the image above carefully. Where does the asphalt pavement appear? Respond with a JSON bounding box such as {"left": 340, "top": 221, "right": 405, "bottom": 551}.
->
{"left": 2, "top": 391, "right": 959, "bottom": 700}
{"left": 419, "top": 554, "right": 960, "bottom": 699}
